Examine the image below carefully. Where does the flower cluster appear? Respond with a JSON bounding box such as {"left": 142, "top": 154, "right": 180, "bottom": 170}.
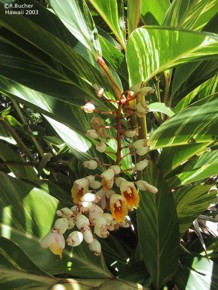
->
{"left": 40, "top": 84, "right": 158, "bottom": 258}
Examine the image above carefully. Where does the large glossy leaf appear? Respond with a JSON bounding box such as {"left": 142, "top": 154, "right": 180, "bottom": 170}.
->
{"left": 171, "top": 60, "right": 218, "bottom": 104}
{"left": 174, "top": 255, "right": 218, "bottom": 290}
{"left": 158, "top": 143, "right": 209, "bottom": 176}
{"left": 0, "top": 172, "right": 111, "bottom": 278}
{"left": 49, "top": 0, "right": 101, "bottom": 56}
{"left": 0, "top": 121, "right": 16, "bottom": 145}
{"left": 149, "top": 95, "right": 218, "bottom": 149}
{"left": 127, "top": 0, "right": 142, "bottom": 36}
{"left": 141, "top": 0, "right": 170, "bottom": 25}
{"left": 137, "top": 163, "right": 179, "bottom": 288}
{"left": 163, "top": 0, "right": 218, "bottom": 32}
{"left": 126, "top": 27, "right": 218, "bottom": 87}
{"left": 88, "top": 0, "right": 126, "bottom": 50}
{"left": 173, "top": 185, "right": 217, "bottom": 237}
{"left": 0, "top": 5, "right": 119, "bottom": 97}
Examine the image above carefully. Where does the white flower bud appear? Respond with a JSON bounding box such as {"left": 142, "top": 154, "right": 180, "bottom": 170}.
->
{"left": 85, "top": 175, "right": 95, "bottom": 184}
{"left": 83, "top": 160, "right": 98, "bottom": 170}
{"left": 56, "top": 207, "right": 73, "bottom": 218}
{"left": 86, "top": 129, "right": 99, "bottom": 139}
{"left": 68, "top": 219, "right": 75, "bottom": 229}
{"left": 76, "top": 214, "right": 90, "bottom": 230}
{"left": 115, "top": 177, "right": 126, "bottom": 187}
{"left": 135, "top": 180, "right": 158, "bottom": 194}
{"left": 94, "top": 225, "right": 109, "bottom": 238}
{"left": 136, "top": 147, "right": 149, "bottom": 156}
{"left": 67, "top": 231, "right": 83, "bottom": 247}
{"left": 102, "top": 213, "right": 113, "bottom": 224}
{"left": 134, "top": 159, "right": 148, "bottom": 171}
{"left": 95, "top": 216, "right": 108, "bottom": 230}
{"left": 109, "top": 165, "right": 121, "bottom": 175}
{"left": 96, "top": 141, "right": 107, "bottom": 153}
{"left": 82, "top": 229, "right": 94, "bottom": 244}
{"left": 101, "top": 168, "right": 114, "bottom": 180}
{"left": 89, "top": 180, "right": 101, "bottom": 189}
{"left": 124, "top": 129, "right": 137, "bottom": 137}
{"left": 89, "top": 239, "right": 102, "bottom": 255}
{"left": 80, "top": 193, "right": 97, "bottom": 202}
{"left": 53, "top": 218, "right": 68, "bottom": 234}
{"left": 81, "top": 102, "right": 95, "bottom": 113}
{"left": 133, "top": 139, "right": 147, "bottom": 149}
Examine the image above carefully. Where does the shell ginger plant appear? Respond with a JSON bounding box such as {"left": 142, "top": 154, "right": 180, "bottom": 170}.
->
{"left": 40, "top": 78, "right": 158, "bottom": 259}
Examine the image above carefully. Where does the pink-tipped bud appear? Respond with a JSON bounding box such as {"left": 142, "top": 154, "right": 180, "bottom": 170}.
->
{"left": 89, "top": 239, "right": 102, "bottom": 255}
{"left": 94, "top": 225, "right": 109, "bottom": 238}
{"left": 76, "top": 214, "right": 90, "bottom": 230}
{"left": 95, "top": 216, "right": 108, "bottom": 230}
{"left": 134, "top": 159, "right": 148, "bottom": 171}
{"left": 56, "top": 207, "right": 73, "bottom": 218}
{"left": 89, "top": 204, "right": 104, "bottom": 224}
{"left": 135, "top": 180, "right": 158, "bottom": 194}
{"left": 83, "top": 160, "right": 98, "bottom": 170}
{"left": 68, "top": 219, "right": 75, "bottom": 230}
{"left": 53, "top": 218, "right": 68, "bottom": 234}
{"left": 86, "top": 129, "right": 99, "bottom": 139}
{"left": 67, "top": 231, "right": 83, "bottom": 247}
{"left": 96, "top": 141, "right": 106, "bottom": 153}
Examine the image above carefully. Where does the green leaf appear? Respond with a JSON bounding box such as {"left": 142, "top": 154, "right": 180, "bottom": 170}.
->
{"left": 148, "top": 102, "right": 175, "bottom": 117}
{"left": 141, "top": 0, "right": 170, "bottom": 25}
{"left": 158, "top": 143, "right": 209, "bottom": 176}
{"left": 127, "top": 0, "right": 142, "bottom": 36}
{"left": 126, "top": 27, "right": 218, "bottom": 87}
{"left": 173, "top": 185, "right": 217, "bottom": 236}
{"left": 137, "top": 163, "right": 180, "bottom": 288}
{"left": 0, "top": 172, "right": 111, "bottom": 278}
{"left": 88, "top": 0, "right": 126, "bottom": 50}
{"left": 163, "top": 0, "right": 218, "bottom": 32}
{"left": 174, "top": 255, "right": 218, "bottom": 290}
{"left": 49, "top": 0, "right": 101, "bottom": 56}
{"left": 149, "top": 95, "right": 218, "bottom": 149}
{"left": 171, "top": 61, "right": 218, "bottom": 104}
{"left": 168, "top": 149, "right": 218, "bottom": 186}
{"left": 0, "top": 142, "right": 37, "bottom": 179}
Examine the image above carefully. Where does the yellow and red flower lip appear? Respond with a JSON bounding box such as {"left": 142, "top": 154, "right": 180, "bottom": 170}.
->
{"left": 110, "top": 193, "right": 128, "bottom": 223}
{"left": 120, "top": 181, "right": 140, "bottom": 209}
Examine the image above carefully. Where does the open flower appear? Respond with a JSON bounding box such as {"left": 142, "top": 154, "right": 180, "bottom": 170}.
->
{"left": 40, "top": 229, "right": 65, "bottom": 259}
{"left": 120, "top": 180, "right": 140, "bottom": 209}
{"left": 71, "top": 178, "right": 89, "bottom": 204}
{"left": 110, "top": 194, "right": 128, "bottom": 222}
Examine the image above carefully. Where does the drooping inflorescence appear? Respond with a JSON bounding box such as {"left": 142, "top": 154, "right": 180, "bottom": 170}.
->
{"left": 40, "top": 80, "right": 158, "bottom": 258}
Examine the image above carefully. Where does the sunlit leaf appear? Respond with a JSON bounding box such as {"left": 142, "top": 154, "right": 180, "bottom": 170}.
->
{"left": 126, "top": 27, "right": 218, "bottom": 87}
{"left": 88, "top": 0, "right": 126, "bottom": 50}
{"left": 50, "top": 0, "right": 101, "bottom": 56}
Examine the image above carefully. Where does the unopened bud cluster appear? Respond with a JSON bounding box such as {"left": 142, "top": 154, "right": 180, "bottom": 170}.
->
{"left": 40, "top": 85, "right": 158, "bottom": 258}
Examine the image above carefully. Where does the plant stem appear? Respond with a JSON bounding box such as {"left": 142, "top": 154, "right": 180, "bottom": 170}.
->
{"left": 10, "top": 99, "right": 44, "bottom": 158}
{"left": 116, "top": 100, "right": 123, "bottom": 164}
